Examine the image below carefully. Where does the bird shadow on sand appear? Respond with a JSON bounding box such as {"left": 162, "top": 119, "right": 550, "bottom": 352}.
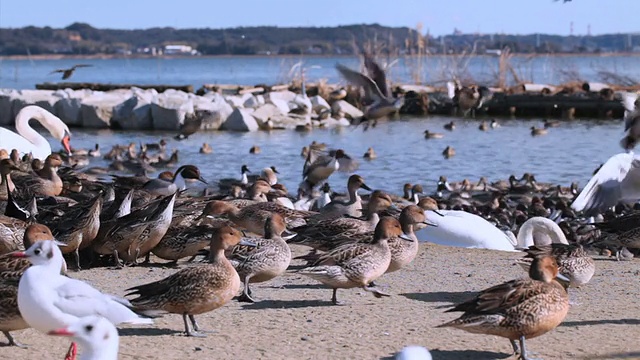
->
{"left": 280, "top": 283, "right": 324, "bottom": 290}
{"left": 239, "top": 299, "right": 335, "bottom": 310}
{"left": 561, "top": 318, "right": 640, "bottom": 327}
{"left": 118, "top": 327, "right": 182, "bottom": 337}
{"left": 380, "top": 349, "right": 511, "bottom": 360}
{"left": 400, "top": 291, "right": 476, "bottom": 304}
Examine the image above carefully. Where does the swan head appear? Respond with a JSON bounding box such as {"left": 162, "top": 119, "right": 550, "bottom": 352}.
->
{"left": 60, "top": 130, "right": 72, "bottom": 155}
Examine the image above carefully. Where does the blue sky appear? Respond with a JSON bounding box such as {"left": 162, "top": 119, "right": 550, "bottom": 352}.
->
{"left": 0, "top": 0, "right": 636, "bottom": 36}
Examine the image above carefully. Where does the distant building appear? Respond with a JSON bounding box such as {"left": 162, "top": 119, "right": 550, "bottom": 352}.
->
{"left": 164, "top": 45, "right": 199, "bottom": 55}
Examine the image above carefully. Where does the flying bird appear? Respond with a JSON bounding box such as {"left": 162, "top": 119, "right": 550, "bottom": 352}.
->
{"left": 49, "top": 64, "right": 93, "bottom": 80}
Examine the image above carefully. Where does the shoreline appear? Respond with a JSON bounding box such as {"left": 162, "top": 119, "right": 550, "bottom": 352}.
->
{"left": 2, "top": 52, "right": 640, "bottom": 61}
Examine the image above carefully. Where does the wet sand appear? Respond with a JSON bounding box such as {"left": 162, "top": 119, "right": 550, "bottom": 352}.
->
{"left": 6, "top": 243, "right": 640, "bottom": 360}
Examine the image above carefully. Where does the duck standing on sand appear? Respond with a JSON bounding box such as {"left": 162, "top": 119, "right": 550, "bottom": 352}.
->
{"left": 438, "top": 255, "right": 570, "bottom": 360}
{"left": 126, "top": 226, "right": 255, "bottom": 337}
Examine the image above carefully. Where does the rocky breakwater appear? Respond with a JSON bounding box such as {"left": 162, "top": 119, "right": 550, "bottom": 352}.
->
{"left": 0, "top": 87, "right": 363, "bottom": 132}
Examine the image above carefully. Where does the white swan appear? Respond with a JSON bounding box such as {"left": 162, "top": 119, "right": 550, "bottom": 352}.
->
{"left": 0, "top": 105, "right": 71, "bottom": 160}
{"left": 571, "top": 152, "right": 640, "bottom": 214}
{"left": 416, "top": 212, "right": 567, "bottom": 251}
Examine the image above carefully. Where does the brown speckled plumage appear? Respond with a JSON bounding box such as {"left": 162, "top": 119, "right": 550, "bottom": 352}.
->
{"left": 517, "top": 244, "right": 595, "bottom": 287}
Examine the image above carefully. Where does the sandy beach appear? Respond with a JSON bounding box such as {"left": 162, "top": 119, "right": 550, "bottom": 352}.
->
{"left": 5, "top": 243, "right": 640, "bottom": 360}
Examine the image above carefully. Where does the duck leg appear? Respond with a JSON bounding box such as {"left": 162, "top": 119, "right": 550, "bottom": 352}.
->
{"left": 510, "top": 339, "right": 520, "bottom": 355}
{"left": 2, "top": 331, "right": 27, "bottom": 348}
{"left": 143, "top": 252, "right": 151, "bottom": 264}
{"left": 331, "top": 288, "right": 341, "bottom": 305}
{"left": 237, "top": 275, "right": 256, "bottom": 303}
{"left": 112, "top": 250, "right": 123, "bottom": 269}
{"left": 363, "top": 284, "right": 391, "bottom": 298}
{"left": 182, "top": 314, "right": 206, "bottom": 337}
{"left": 73, "top": 249, "right": 82, "bottom": 271}
{"left": 517, "top": 335, "right": 539, "bottom": 360}
{"left": 189, "top": 314, "right": 215, "bottom": 334}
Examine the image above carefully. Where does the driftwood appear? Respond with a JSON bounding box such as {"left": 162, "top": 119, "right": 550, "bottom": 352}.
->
{"left": 36, "top": 82, "right": 193, "bottom": 93}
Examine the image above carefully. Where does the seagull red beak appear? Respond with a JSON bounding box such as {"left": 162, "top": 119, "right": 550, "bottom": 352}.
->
{"left": 48, "top": 328, "right": 75, "bottom": 336}
{"left": 10, "top": 251, "right": 26, "bottom": 258}
{"left": 61, "top": 132, "right": 72, "bottom": 155}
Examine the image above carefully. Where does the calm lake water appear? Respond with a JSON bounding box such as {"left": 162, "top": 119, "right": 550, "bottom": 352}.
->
{"left": 41, "top": 116, "right": 623, "bottom": 196}
{"left": 1, "top": 54, "right": 640, "bottom": 90}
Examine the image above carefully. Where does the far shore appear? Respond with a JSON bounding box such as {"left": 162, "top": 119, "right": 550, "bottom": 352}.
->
{"left": 2, "top": 52, "right": 640, "bottom": 61}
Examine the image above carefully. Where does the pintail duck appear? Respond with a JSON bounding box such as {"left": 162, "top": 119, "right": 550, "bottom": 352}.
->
{"left": 478, "top": 120, "right": 489, "bottom": 131}
{"left": 516, "top": 244, "right": 595, "bottom": 287}
{"left": 227, "top": 214, "right": 291, "bottom": 303}
{"left": 442, "top": 146, "right": 455, "bottom": 159}
{"left": 423, "top": 130, "right": 444, "bottom": 139}
{"left": 0, "top": 159, "right": 20, "bottom": 204}
{"left": 253, "top": 166, "right": 279, "bottom": 186}
{"left": 543, "top": 119, "right": 560, "bottom": 128}
{"left": 437, "top": 256, "right": 570, "bottom": 360}
{"left": 312, "top": 174, "right": 372, "bottom": 220}
{"left": 0, "top": 216, "right": 30, "bottom": 255}
{"left": 335, "top": 53, "right": 404, "bottom": 122}
{"left": 490, "top": 119, "right": 500, "bottom": 128}
{"left": 444, "top": 121, "right": 456, "bottom": 131}
{"left": 127, "top": 226, "right": 254, "bottom": 337}
{"left": 12, "top": 153, "right": 64, "bottom": 197}
{"left": 249, "top": 145, "right": 261, "bottom": 154}
{"left": 314, "top": 183, "right": 332, "bottom": 210}
{"left": 151, "top": 220, "right": 233, "bottom": 264}
{"left": 530, "top": 126, "right": 548, "bottom": 136}
{"left": 363, "top": 147, "right": 377, "bottom": 160}
{"left": 48, "top": 315, "right": 119, "bottom": 360}
{"left": 142, "top": 165, "right": 207, "bottom": 196}
{"left": 0, "top": 278, "right": 27, "bottom": 347}
{"left": 199, "top": 143, "right": 213, "bottom": 154}
{"left": 218, "top": 165, "right": 252, "bottom": 192}
{"left": 93, "top": 193, "right": 176, "bottom": 267}
{"left": 201, "top": 200, "right": 315, "bottom": 236}
{"left": 290, "top": 191, "right": 394, "bottom": 251}
{"left": 298, "top": 217, "right": 411, "bottom": 305}
{"left": 302, "top": 148, "right": 347, "bottom": 188}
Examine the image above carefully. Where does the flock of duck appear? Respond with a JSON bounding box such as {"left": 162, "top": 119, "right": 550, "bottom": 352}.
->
{"left": 1, "top": 62, "right": 640, "bottom": 360}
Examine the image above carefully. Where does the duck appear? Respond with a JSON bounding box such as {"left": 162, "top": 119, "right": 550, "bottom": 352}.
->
{"left": 142, "top": 165, "right": 207, "bottom": 196}
{"left": 314, "top": 183, "right": 332, "bottom": 210}
{"left": 201, "top": 200, "right": 315, "bottom": 236}
{"left": 444, "top": 121, "right": 456, "bottom": 131}
{"left": 363, "top": 147, "right": 377, "bottom": 160}
{"left": 126, "top": 226, "right": 253, "bottom": 337}
{"left": 530, "top": 126, "right": 548, "bottom": 136}
{"left": 442, "top": 146, "right": 455, "bottom": 159}
{"left": 251, "top": 166, "right": 279, "bottom": 186}
{"left": 335, "top": 53, "right": 404, "bottom": 122}
{"left": 227, "top": 214, "right": 291, "bottom": 303}
{"left": 490, "top": 119, "right": 500, "bottom": 128}
{"left": 12, "top": 153, "right": 64, "bottom": 197}
{"left": 289, "top": 191, "right": 394, "bottom": 250}
{"left": 423, "top": 130, "right": 444, "bottom": 139}
{"left": 218, "top": 164, "right": 252, "bottom": 192}
{"left": 298, "top": 217, "right": 410, "bottom": 305}
{"left": 386, "top": 205, "right": 437, "bottom": 272}
{"left": 478, "top": 120, "right": 489, "bottom": 131}
{"left": 416, "top": 213, "right": 567, "bottom": 252}
{"left": 302, "top": 148, "right": 347, "bottom": 188}
{"left": 199, "top": 143, "right": 213, "bottom": 154}
{"left": 0, "top": 278, "right": 27, "bottom": 347}
{"left": 313, "top": 174, "right": 372, "bottom": 220}
{"left": 13, "top": 241, "right": 152, "bottom": 357}
{"left": 151, "top": 221, "right": 233, "bottom": 264}
{"left": 0, "top": 105, "right": 72, "bottom": 159}
{"left": 437, "top": 255, "right": 570, "bottom": 360}
{"left": 88, "top": 144, "right": 101, "bottom": 158}
{"left": 48, "top": 315, "right": 119, "bottom": 360}
{"left": 0, "top": 216, "right": 30, "bottom": 255}
{"left": 249, "top": 145, "right": 261, "bottom": 154}
{"left": 516, "top": 244, "right": 595, "bottom": 287}
{"left": 20, "top": 223, "right": 55, "bottom": 253}
{"left": 543, "top": 119, "right": 561, "bottom": 128}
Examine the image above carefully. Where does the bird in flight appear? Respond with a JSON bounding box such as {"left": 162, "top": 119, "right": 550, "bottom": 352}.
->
{"left": 49, "top": 64, "right": 93, "bottom": 80}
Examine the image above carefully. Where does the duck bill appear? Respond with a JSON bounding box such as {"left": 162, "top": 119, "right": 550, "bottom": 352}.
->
{"left": 48, "top": 328, "right": 75, "bottom": 337}
{"left": 239, "top": 239, "right": 257, "bottom": 247}
{"left": 61, "top": 132, "right": 72, "bottom": 155}
{"left": 9, "top": 251, "right": 26, "bottom": 258}
{"left": 432, "top": 210, "right": 445, "bottom": 217}
{"left": 198, "top": 176, "right": 208, "bottom": 185}
{"left": 556, "top": 273, "right": 571, "bottom": 283}
{"left": 423, "top": 220, "right": 438, "bottom": 227}
{"left": 360, "top": 183, "right": 372, "bottom": 191}
{"left": 398, "top": 233, "right": 414, "bottom": 242}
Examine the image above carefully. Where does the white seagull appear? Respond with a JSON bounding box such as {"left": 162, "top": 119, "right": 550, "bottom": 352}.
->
{"left": 13, "top": 241, "right": 151, "bottom": 359}
{"left": 48, "top": 315, "right": 119, "bottom": 360}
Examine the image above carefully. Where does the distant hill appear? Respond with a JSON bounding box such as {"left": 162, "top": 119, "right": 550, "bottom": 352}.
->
{"left": 0, "top": 23, "right": 637, "bottom": 56}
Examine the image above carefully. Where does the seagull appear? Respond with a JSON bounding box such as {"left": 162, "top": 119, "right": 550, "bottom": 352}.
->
{"left": 13, "top": 241, "right": 152, "bottom": 359}
{"left": 49, "top": 64, "right": 93, "bottom": 80}
{"left": 336, "top": 53, "right": 404, "bottom": 128}
{"left": 48, "top": 316, "right": 119, "bottom": 360}
{"left": 571, "top": 94, "right": 640, "bottom": 215}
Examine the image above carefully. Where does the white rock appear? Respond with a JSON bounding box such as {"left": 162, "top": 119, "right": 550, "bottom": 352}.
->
{"left": 225, "top": 95, "right": 244, "bottom": 108}
{"left": 243, "top": 94, "right": 261, "bottom": 109}
{"left": 11, "top": 90, "right": 57, "bottom": 116}
{"left": 337, "top": 117, "right": 351, "bottom": 127}
{"left": 222, "top": 108, "right": 259, "bottom": 132}
{"left": 252, "top": 104, "right": 283, "bottom": 127}
{"left": 80, "top": 92, "right": 130, "bottom": 128}
{"left": 268, "top": 98, "right": 291, "bottom": 115}
{"left": 331, "top": 100, "right": 363, "bottom": 119}
{"left": 395, "top": 346, "right": 432, "bottom": 360}
{"left": 265, "top": 90, "right": 296, "bottom": 103}
{"left": 310, "top": 95, "right": 330, "bottom": 113}
{"left": 151, "top": 91, "right": 194, "bottom": 130}
{"left": 0, "top": 89, "right": 19, "bottom": 125}
{"left": 111, "top": 94, "right": 153, "bottom": 130}
{"left": 256, "top": 94, "right": 266, "bottom": 106}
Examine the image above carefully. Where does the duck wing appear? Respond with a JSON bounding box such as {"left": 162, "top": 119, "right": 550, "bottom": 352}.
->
{"left": 364, "top": 53, "right": 390, "bottom": 98}
{"left": 445, "top": 278, "right": 530, "bottom": 315}
{"left": 335, "top": 63, "right": 384, "bottom": 103}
